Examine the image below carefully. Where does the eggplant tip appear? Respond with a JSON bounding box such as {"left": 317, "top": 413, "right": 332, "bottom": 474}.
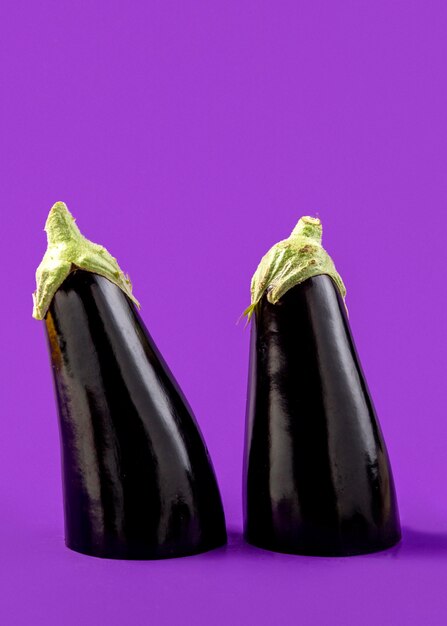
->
{"left": 33, "top": 201, "right": 140, "bottom": 320}
{"left": 243, "top": 215, "right": 346, "bottom": 321}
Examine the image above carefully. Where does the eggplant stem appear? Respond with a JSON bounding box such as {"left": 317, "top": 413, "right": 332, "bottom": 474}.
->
{"left": 244, "top": 216, "right": 346, "bottom": 321}
{"left": 32, "top": 202, "right": 140, "bottom": 320}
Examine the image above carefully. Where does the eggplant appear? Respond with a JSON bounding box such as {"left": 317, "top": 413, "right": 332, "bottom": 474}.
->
{"left": 33, "top": 202, "right": 226, "bottom": 559}
{"left": 243, "top": 217, "right": 400, "bottom": 556}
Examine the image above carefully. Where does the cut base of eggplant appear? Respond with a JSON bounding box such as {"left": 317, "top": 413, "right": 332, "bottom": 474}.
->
{"left": 243, "top": 275, "right": 401, "bottom": 557}
{"left": 245, "top": 535, "right": 401, "bottom": 558}
{"left": 46, "top": 271, "right": 226, "bottom": 560}
{"left": 65, "top": 540, "right": 225, "bottom": 561}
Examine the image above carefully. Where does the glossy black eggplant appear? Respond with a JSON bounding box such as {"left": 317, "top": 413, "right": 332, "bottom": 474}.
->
{"left": 244, "top": 274, "right": 401, "bottom": 556}
{"left": 45, "top": 270, "right": 226, "bottom": 559}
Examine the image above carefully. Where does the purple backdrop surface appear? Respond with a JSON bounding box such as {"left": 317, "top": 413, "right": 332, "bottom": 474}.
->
{"left": 1, "top": 1, "right": 446, "bottom": 624}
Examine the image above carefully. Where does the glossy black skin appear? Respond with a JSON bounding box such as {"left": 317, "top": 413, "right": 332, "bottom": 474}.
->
{"left": 45, "top": 270, "right": 226, "bottom": 559}
{"left": 244, "top": 275, "right": 401, "bottom": 556}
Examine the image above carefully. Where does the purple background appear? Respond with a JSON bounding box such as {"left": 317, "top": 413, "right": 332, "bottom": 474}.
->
{"left": 1, "top": 1, "right": 446, "bottom": 624}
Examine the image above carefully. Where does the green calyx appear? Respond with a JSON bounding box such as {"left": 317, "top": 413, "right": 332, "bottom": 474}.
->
{"left": 243, "top": 216, "right": 346, "bottom": 321}
{"left": 32, "top": 201, "right": 140, "bottom": 320}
